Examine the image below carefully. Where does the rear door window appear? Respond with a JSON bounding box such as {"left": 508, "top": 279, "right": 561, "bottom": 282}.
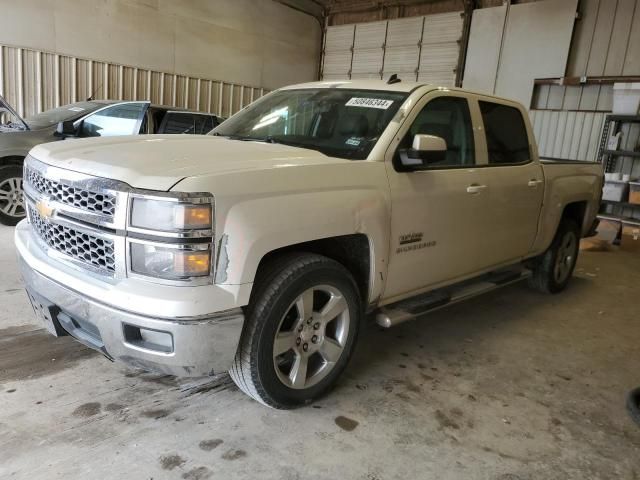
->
{"left": 479, "top": 101, "right": 530, "bottom": 165}
{"left": 158, "top": 112, "right": 215, "bottom": 135}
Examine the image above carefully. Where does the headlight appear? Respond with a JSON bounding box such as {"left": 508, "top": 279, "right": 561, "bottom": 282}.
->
{"left": 130, "top": 243, "right": 211, "bottom": 280}
{"left": 130, "top": 197, "right": 212, "bottom": 232}
{"left": 128, "top": 192, "right": 214, "bottom": 283}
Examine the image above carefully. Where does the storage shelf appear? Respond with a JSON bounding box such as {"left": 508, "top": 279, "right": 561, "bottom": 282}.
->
{"left": 606, "top": 115, "right": 640, "bottom": 123}
{"left": 601, "top": 199, "right": 640, "bottom": 208}
{"left": 603, "top": 149, "right": 640, "bottom": 158}
{"left": 597, "top": 213, "right": 640, "bottom": 223}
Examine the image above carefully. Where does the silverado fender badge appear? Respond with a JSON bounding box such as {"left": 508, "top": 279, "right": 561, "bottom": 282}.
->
{"left": 36, "top": 198, "right": 55, "bottom": 219}
{"left": 397, "top": 232, "right": 436, "bottom": 254}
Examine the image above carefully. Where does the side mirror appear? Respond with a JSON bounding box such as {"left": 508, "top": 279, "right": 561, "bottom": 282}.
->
{"left": 398, "top": 134, "right": 447, "bottom": 170}
{"left": 55, "top": 120, "right": 77, "bottom": 137}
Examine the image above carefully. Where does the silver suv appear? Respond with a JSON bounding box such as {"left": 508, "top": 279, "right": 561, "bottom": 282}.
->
{"left": 0, "top": 96, "right": 221, "bottom": 225}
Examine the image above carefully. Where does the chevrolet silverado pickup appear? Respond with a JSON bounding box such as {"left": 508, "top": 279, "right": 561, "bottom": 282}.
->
{"left": 15, "top": 80, "right": 603, "bottom": 408}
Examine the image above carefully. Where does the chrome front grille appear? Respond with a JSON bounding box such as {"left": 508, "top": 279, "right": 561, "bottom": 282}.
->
{"left": 25, "top": 166, "right": 116, "bottom": 216}
{"left": 28, "top": 205, "right": 116, "bottom": 274}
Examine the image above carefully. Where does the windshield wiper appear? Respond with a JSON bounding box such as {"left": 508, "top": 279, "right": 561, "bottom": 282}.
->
{"left": 211, "top": 132, "right": 251, "bottom": 141}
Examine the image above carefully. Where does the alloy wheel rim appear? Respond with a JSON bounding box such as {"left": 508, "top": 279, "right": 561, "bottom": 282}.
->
{"left": 554, "top": 231, "right": 577, "bottom": 283}
{"left": 272, "top": 284, "right": 350, "bottom": 390}
{"left": 0, "top": 177, "right": 25, "bottom": 218}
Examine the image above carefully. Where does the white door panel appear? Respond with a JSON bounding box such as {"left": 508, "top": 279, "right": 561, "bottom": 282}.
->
{"left": 482, "top": 163, "right": 544, "bottom": 265}
{"left": 384, "top": 168, "right": 489, "bottom": 299}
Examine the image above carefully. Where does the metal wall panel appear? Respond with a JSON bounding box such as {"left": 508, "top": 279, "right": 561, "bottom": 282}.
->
{"left": 567, "top": 0, "right": 640, "bottom": 77}
{"left": 321, "top": 11, "right": 463, "bottom": 84}
{"left": 0, "top": 44, "right": 267, "bottom": 122}
{"left": 532, "top": 84, "right": 614, "bottom": 112}
{"left": 531, "top": 109, "right": 606, "bottom": 161}
{"left": 418, "top": 12, "right": 463, "bottom": 86}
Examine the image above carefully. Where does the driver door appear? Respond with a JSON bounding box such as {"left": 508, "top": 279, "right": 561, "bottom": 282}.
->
{"left": 76, "top": 102, "right": 149, "bottom": 138}
{"left": 383, "top": 93, "right": 492, "bottom": 301}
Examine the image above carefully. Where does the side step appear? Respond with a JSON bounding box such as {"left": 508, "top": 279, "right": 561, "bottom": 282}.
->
{"left": 376, "top": 267, "right": 532, "bottom": 328}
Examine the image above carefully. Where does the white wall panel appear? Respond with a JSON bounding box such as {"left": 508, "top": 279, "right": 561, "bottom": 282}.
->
{"left": 386, "top": 17, "right": 424, "bottom": 47}
{"left": 463, "top": 5, "right": 506, "bottom": 94}
{"left": 0, "top": 44, "right": 268, "bottom": 121}
{"left": 0, "top": 0, "right": 320, "bottom": 91}
{"left": 322, "top": 11, "right": 463, "bottom": 85}
{"left": 495, "top": 0, "right": 577, "bottom": 108}
{"left": 354, "top": 21, "right": 387, "bottom": 49}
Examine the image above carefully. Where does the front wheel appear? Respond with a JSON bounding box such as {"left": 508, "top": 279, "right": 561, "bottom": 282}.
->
{"left": 0, "top": 165, "right": 26, "bottom": 226}
{"left": 229, "top": 253, "right": 361, "bottom": 409}
{"left": 528, "top": 218, "right": 580, "bottom": 294}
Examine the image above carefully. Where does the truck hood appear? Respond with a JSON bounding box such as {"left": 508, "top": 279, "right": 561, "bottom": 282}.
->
{"left": 29, "top": 135, "right": 345, "bottom": 191}
{"left": 0, "top": 94, "right": 28, "bottom": 131}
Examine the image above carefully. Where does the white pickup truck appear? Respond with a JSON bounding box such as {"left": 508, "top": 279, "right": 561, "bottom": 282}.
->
{"left": 16, "top": 80, "right": 603, "bottom": 408}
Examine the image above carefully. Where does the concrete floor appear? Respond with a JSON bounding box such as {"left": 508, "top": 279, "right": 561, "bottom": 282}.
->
{"left": 1, "top": 223, "right": 639, "bottom": 480}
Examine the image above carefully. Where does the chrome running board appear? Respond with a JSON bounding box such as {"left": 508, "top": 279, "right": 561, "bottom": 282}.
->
{"left": 376, "top": 267, "right": 532, "bottom": 328}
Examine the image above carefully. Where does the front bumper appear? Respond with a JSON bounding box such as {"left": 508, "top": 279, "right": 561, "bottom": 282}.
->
{"left": 16, "top": 222, "right": 245, "bottom": 377}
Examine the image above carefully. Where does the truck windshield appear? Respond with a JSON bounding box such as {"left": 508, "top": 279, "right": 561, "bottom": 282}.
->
{"left": 210, "top": 88, "right": 408, "bottom": 159}
{"left": 24, "top": 102, "right": 101, "bottom": 129}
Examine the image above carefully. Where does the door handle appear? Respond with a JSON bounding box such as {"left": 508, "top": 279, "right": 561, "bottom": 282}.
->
{"left": 466, "top": 184, "right": 487, "bottom": 194}
{"left": 527, "top": 179, "right": 543, "bottom": 187}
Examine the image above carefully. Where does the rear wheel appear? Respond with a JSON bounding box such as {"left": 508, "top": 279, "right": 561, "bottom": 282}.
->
{"left": 229, "top": 253, "right": 361, "bottom": 409}
{"left": 528, "top": 219, "right": 580, "bottom": 293}
{"left": 0, "top": 165, "right": 26, "bottom": 226}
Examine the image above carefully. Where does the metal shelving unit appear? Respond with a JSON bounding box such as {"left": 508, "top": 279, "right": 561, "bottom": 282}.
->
{"left": 597, "top": 114, "right": 640, "bottom": 224}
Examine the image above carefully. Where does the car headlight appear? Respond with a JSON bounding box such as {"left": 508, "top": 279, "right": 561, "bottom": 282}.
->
{"left": 128, "top": 193, "right": 214, "bottom": 283}
{"left": 130, "top": 243, "right": 211, "bottom": 280}
{"left": 130, "top": 197, "right": 212, "bottom": 232}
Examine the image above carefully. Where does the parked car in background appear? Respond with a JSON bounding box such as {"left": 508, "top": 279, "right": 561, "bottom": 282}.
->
{"left": 0, "top": 96, "right": 221, "bottom": 225}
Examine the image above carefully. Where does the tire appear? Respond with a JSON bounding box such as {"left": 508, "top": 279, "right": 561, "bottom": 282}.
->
{"left": 229, "top": 253, "right": 361, "bottom": 409}
{"left": 0, "top": 165, "right": 26, "bottom": 226}
{"left": 528, "top": 218, "right": 580, "bottom": 294}
{"left": 626, "top": 387, "right": 640, "bottom": 427}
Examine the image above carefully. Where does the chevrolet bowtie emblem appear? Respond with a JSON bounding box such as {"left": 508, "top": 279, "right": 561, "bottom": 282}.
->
{"left": 35, "top": 198, "right": 54, "bottom": 219}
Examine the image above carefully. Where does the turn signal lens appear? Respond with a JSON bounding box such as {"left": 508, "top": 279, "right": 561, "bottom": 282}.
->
{"left": 176, "top": 204, "right": 212, "bottom": 229}
{"left": 173, "top": 251, "right": 211, "bottom": 276}
{"left": 130, "top": 243, "right": 211, "bottom": 280}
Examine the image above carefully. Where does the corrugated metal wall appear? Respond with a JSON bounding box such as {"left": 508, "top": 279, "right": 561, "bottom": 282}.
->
{"left": 0, "top": 44, "right": 268, "bottom": 122}
{"left": 321, "top": 11, "right": 464, "bottom": 86}
{"left": 527, "top": 0, "right": 640, "bottom": 163}
{"left": 530, "top": 110, "right": 606, "bottom": 161}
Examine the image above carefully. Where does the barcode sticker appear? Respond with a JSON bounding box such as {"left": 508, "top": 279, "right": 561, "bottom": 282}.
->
{"left": 345, "top": 98, "right": 394, "bottom": 109}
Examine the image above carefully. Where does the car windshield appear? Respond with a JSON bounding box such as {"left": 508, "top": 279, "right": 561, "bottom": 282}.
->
{"left": 24, "top": 102, "right": 101, "bottom": 129}
{"left": 210, "top": 88, "right": 408, "bottom": 159}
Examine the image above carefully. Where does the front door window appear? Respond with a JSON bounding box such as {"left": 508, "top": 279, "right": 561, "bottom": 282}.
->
{"left": 78, "top": 103, "right": 147, "bottom": 137}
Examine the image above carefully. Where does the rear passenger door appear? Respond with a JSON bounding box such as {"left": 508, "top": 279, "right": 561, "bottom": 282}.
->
{"left": 476, "top": 99, "right": 544, "bottom": 265}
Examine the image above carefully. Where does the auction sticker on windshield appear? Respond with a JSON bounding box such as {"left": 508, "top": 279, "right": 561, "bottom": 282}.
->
{"left": 346, "top": 98, "right": 394, "bottom": 109}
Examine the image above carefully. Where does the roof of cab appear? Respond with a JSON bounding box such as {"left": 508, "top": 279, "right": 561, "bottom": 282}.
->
{"left": 280, "top": 79, "right": 429, "bottom": 93}
{"left": 279, "top": 79, "right": 527, "bottom": 108}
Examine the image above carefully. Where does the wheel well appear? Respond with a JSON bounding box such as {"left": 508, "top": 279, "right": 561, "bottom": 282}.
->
{"left": 0, "top": 156, "right": 25, "bottom": 167}
{"left": 561, "top": 201, "right": 587, "bottom": 230}
{"left": 255, "top": 234, "right": 371, "bottom": 304}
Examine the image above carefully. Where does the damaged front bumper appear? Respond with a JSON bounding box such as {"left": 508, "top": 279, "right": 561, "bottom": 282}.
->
{"left": 15, "top": 221, "right": 245, "bottom": 377}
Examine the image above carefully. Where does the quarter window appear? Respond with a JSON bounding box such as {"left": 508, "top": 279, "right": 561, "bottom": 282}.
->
{"left": 397, "top": 96, "right": 475, "bottom": 168}
{"left": 479, "top": 101, "right": 530, "bottom": 164}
